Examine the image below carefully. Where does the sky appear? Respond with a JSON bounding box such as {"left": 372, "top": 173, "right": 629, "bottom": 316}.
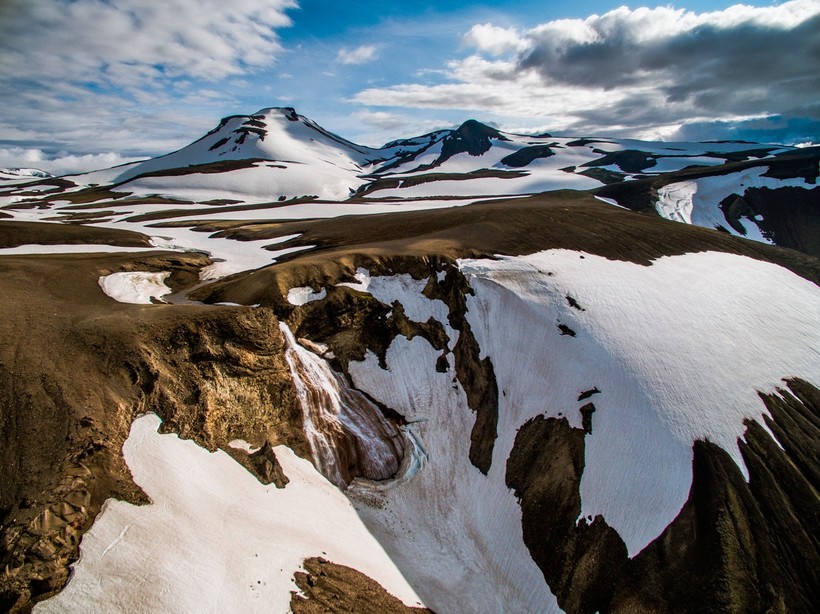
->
{"left": 0, "top": 0, "right": 818, "bottom": 174}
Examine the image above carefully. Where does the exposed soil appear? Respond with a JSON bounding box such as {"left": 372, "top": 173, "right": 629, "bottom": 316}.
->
{"left": 187, "top": 193, "right": 819, "bottom": 309}
{"left": 1, "top": 181, "right": 818, "bottom": 612}
{"left": 500, "top": 144, "right": 556, "bottom": 168}
{"left": 729, "top": 186, "right": 820, "bottom": 256}
{"left": 123, "top": 194, "right": 318, "bottom": 223}
{"left": 290, "top": 557, "right": 431, "bottom": 613}
{"left": 0, "top": 221, "right": 152, "bottom": 248}
{"left": 582, "top": 149, "right": 658, "bottom": 174}
{"left": 58, "top": 195, "right": 196, "bottom": 211}
{"left": 355, "top": 168, "right": 527, "bottom": 197}
{"left": 0, "top": 251, "right": 306, "bottom": 611}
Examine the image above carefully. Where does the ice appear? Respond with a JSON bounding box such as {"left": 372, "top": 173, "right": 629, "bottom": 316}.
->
{"left": 98, "top": 271, "right": 172, "bottom": 304}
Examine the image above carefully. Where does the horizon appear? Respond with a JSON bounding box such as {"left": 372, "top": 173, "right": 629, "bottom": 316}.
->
{"left": 1, "top": 0, "right": 818, "bottom": 175}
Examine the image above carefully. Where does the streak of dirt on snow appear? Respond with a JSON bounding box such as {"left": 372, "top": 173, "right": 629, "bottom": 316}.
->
{"left": 34, "top": 414, "right": 424, "bottom": 613}
{"left": 98, "top": 271, "right": 172, "bottom": 304}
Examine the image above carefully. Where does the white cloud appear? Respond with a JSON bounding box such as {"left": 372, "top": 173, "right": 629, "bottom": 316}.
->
{"left": 461, "top": 24, "right": 527, "bottom": 56}
{"left": 0, "top": 0, "right": 297, "bottom": 84}
{"left": 0, "top": 147, "right": 143, "bottom": 176}
{"left": 352, "top": 0, "right": 820, "bottom": 139}
{"left": 336, "top": 45, "right": 378, "bottom": 65}
{"left": 0, "top": 0, "right": 297, "bottom": 163}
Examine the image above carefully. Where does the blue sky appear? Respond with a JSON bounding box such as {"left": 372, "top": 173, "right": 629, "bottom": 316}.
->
{"left": 0, "top": 0, "right": 818, "bottom": 174}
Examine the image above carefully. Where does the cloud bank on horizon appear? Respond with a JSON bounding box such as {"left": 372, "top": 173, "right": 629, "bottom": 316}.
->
{"left": 0, "top": 0, "right": 817, "bottom": 174}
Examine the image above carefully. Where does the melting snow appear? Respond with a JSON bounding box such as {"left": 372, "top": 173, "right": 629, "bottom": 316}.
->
{"left": 655, "top": 167, "right": 814, "bottom": 240}
{"left": 279, "top": 322, "right": 404, "bottom": 488}
{"left": 287, "top": 286, "right": 327, "bottom": 305}
{"left": 34, "top": 414, "right": 424, "bottom": 613}
{"left": 459, "top": 249, "right": 820, "bottom": 556}
{"left": 98, "top": 271, "right": 172, "bottom": 304}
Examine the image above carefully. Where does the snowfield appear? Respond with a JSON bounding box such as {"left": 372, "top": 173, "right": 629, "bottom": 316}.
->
{"left": 655, "top": 166, "right": 815, "bottom": 241}
{"left": 337, "top": 249, "right": 820, "bottom": 570}
{"left": 34, "top": 414, "right": 425, "bottom": 614}
{"left": 27, "top": 246, "right": 820, "bottom": 612}
{"left": 459, "top": 249, "right": 820, "bottom": 555}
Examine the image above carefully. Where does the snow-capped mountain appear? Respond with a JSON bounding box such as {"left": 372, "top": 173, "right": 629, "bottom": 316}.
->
{"left": 1, "top": 108, "right": 816, "bottom": 258}
{"left": 0, "top": 108, "right": 817, "bottom": 613}
{"left": 0, "top": 167, "right": 52, "bottom": 182}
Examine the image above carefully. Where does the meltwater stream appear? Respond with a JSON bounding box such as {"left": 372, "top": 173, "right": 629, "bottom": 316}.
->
{"left": 279, "top": 322, "right": 406, "bottom": 488}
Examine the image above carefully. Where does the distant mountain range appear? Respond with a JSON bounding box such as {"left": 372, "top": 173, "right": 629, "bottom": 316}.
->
{"left": 2, "top": 107, "right": 817, "bottom": 257}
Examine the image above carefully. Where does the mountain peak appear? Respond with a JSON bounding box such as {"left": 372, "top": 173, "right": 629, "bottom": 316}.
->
{"left": 253, "top": 106, "right": 301, "bottom": 122}
{"left": 437, "top": 118, "right": 509, "bottom": 160}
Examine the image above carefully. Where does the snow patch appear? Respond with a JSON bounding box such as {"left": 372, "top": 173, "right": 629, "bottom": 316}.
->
{"left": 34, "top": 414, "right": 423, "bottom": 613}
{"left": 287, "top": 286, "right": 327, "bottom": 305}
{"left": 347, "top": 335, "right": 560, "bottom": 613}
{"left": 594, "top": 195, "right": 629, "bottom": 210}
{"left": 228, "top": 439, "right": 261, "bottom": 454}
{"left": 655, "top": 167, "right": 813, "bottom": 241}
{"left": 656, "top": 181, "right": 697, "bottom": 224}
{"left": 98, "top": 271, "right": 172, "bottom": 304}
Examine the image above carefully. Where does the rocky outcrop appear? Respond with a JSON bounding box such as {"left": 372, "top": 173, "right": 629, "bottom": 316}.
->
{"left": 0, "top": 253, "right": 308, "bottom": 611}
{"left": 290, "top": 558, "right": 431, "bottom": 613}
{"left": 725, "top": 186, "right": 820, "bottom": 257}
{"left": 507, "top": 378, "right": 820, "bottom": 613}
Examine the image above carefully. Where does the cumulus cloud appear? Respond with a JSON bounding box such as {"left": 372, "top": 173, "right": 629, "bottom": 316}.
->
{"left": 0, "top": 0, "right": 297, "bottom": 172}
{"left": 0, "top": 0, "right": 297, "bottom": 84}
{"left": 336, "top": 45, "right": 378, "bottom": 65}
{"left": 353, "top": 1, "right": 820, "bottom": 141}
{"left": 462, "top": 24, "right": 528, "bottom": 56}
{"left": 0, "top": 147, "right": 143, "bottom": 176}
